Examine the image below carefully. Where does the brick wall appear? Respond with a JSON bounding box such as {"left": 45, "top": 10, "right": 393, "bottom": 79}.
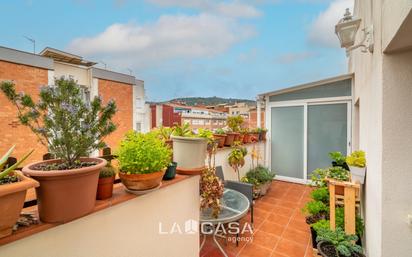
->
{"left": 98, "top": 79, "right": 133, "bottom": 151}
{"left": 0, "top": 60, "right": 48, "bottom": 162}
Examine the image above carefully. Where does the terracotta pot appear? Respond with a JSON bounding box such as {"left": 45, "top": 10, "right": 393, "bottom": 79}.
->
{"left": 261, "top": 131, "right": 267, "bottom": 141}
{"left": 96, "top": 176, "right": 115, "bottom": 200}
{"left": 243, "top": 133, "right": 251, "bottom": 144}
{"left": 238, "top": 134, "right": 245, "bottom": 144}
{"left": 119, "top": 170, "right": 165, "bottom": 191}
{"left": 225, "top": 133, "right": 236, "bottom": 146}
{"left": 165, "top": 139, "right": 173, "bottom": 149}
{"left": 213, "top": 134, "right": 226, "bottom": 148}
{"left": 22, "top": 157, "right": 107, "bottom": 223}
{"left": 251, "top": 133, "right": 259, "bottom": 142}
{"left": 0, "top": 172, "right": 39, "bottom": 238}
{"left": 233, "top": 132, "right": 241, "bottom": 142}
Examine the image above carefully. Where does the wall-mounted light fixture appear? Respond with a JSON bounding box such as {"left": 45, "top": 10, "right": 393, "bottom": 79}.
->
{"left": 335, "top": 8, "right": 374, "bottom": 55}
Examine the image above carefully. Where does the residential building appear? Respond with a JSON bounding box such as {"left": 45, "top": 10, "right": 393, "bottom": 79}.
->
{"left": 0, "top": 46, "right": 147, "bottom": 161}
{"left": 150, "top": 103, "right": 227, "bottom": 129}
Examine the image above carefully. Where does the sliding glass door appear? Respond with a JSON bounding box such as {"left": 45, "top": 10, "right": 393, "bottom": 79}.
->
{"left": 270, "top": 102, "right": 350, "bottom": 183}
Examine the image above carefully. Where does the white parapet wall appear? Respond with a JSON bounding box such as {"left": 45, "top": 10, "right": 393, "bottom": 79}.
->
{"left": 0, "top": 176, "right": 200, "bottom": 257}
{"left": 212, "top": 142, "right": 266, "bottom": 181}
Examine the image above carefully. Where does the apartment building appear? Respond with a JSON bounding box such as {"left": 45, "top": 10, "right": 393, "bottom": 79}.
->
{"left": 0, "top": 46, "right": 146, "bottom": 161}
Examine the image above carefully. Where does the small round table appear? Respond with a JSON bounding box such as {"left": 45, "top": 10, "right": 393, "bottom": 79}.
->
{"left": 200, "top": 188, "right": 250, "bottom": 257}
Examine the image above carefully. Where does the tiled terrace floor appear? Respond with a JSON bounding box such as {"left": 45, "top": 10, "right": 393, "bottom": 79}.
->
{"left": 200, "top": 180, "right": 314, "bottom": 257}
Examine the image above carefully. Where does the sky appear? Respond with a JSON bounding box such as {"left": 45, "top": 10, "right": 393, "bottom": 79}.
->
{"left": 0, "top": 0, "right": 353, "bottom": 101}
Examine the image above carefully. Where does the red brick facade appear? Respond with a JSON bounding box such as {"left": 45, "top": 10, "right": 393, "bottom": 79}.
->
{"left": 0, "top": 60, "right": 48, "bottom": 162}
{"left": 98, "top": 79, "right": 133, "bottom": 151}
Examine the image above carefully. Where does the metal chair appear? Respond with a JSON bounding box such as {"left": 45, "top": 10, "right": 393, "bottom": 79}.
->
{"left": 215, "top": 166, "right": 225, "bottom": 182}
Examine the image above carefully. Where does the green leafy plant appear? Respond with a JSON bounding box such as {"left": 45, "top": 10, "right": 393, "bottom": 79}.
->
{"left": 227, "top": 115, "right": 244, "bottom": 132}
{"left": 0, "top": 146, "right": 34, "bottom": 183}
{"left": 99, "top": 163, "right": 116, "bottom": 178}
{"left": 311, "top": 219, "right": 330, "bottom": 233}
{"left": 198, "top": 128, "right": 214, "bottom": 141}
{"left": 228, "top": 144, "right": 248, "bottom": 181}
{"left": 329, "top": 151, "right": 346, "bottom": 166}
{"left": 242, "top": 165, "right": 275, "bottom": 186}
{"left": 158, "top": 126, "right": 174, "bottom": 141}
{"left": 214, "top": 128, "right": 226, "bottom": 135}
{"left": 346, "top": 150, "right": 366, "bottom": 168}
{"left": 311, "top": 187, "right": 329, "bottom": 203}
{"left": 328, "top": 166, "right": 350, "bottom": 182}
{"left": 316, "top": 227, "right": 363, "bottom": 257}
{"left": 172, "top": 123, "right": 193, "bottom": 137}
{"left": 302, "top": 200, "right": 329, "bottom": 216}
{"left": 117, "top": 131, "right": 171, "bottom": 174}
{"left": 0, "top": 78, "right": 117, "bottom": 168}
{"left": 335, "top": 207, "right": 365, "bottom": 238}
{"left": 310, "top": 168, "right": 329, "bottom": 187}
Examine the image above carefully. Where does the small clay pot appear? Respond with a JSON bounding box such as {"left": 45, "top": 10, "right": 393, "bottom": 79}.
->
{"left": 225, "top": 133, "right": 236, "bottom": 146}
{"left": 243, "top": 133, "right": 251, "bottom": 144}
{"left": 119, "top": 170, "right": 165, "bottom": 191}
{"left": 238, "top": 134, "right": 245, "bottom": 144}
{"left": 213, "top": 134, "right": 226, "bottom": 148}
{"left": 96, "top": 176, "right": 115, "bottom": 200}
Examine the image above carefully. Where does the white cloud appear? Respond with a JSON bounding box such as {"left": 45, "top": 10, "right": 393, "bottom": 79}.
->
{"left": 67, "top": 13, "right": 256, "bottom": 69}
{"left": 276, "top": 51, "right": 317, "bottom": 64}
{"left": 145, "top": 0, "right": 261, "bottom": 18}
{"left": 308, "top": 0, "right": 354, "bottom": 47}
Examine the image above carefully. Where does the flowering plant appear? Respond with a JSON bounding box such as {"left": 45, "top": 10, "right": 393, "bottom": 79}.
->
{"left": 0, "top": 77, "right": 117, "bottom": 167}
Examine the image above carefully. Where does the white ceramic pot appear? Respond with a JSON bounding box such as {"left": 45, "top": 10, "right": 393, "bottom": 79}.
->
{"left": 171, "top": 136, "right": 207, "bottom": 174}
{"left": 259, "top": 181, "right": 272, "bottom": 196}
{"left": 349, "top": 165, "right": 366, "bottom": 184}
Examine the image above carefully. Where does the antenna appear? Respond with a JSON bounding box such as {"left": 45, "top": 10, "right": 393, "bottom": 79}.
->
{"left": 23, "top": 36, "right": 35, "bottom": 53}
{"left": 126, "top": 68, "right": 133, "bottom": 75}
{"left": 100, "top": 61, "right": 107, "bottom": 69}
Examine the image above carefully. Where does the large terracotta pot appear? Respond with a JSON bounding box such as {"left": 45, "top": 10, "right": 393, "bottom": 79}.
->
{"left": 119, "top": 170, "right": 165, "bottom": 191}
{"left": 233, "top": 132, "right": 241, "bottom": 143}
{"left": 0, "top": 172, "right": 39, "bottom": 238}
{"left": 213, "top": 134, "right": 226, "bottom": 148}
{"left": 96, "top": 176, "right": 115, "bottom": 200}
{"left": 251, "top": 133, "right": 259, "bottom": 142}
{"left": 238, "top": 134, "right": 245, "bottom": 144}
{"left": 22, "top": 157, "right": 107, "bottom": 223}
{"left": 171, "top": 135, "right": 207, "bottom": 175}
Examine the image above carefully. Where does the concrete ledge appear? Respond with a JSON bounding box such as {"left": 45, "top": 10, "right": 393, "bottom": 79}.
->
{"left": 0, "top": 46, "right": 53, "bottom": 70}
{"left": 92, "top": 67, "right": 136, "bottom": 85}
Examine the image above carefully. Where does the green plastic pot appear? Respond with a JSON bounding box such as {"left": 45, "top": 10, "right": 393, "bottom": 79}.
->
{"left": 163, "top": 162, "right": 177, "bottom": 180}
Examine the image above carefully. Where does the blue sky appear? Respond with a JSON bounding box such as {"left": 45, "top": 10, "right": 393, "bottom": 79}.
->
{"left": 0, "top": 0, "right": 353, "bottom": 101}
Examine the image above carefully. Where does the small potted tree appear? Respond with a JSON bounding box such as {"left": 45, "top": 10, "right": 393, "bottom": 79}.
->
{"left": 213, "top": 128, "right": 226, "bottom": 148}
{"left": 346, "top": 151, "right": 366, "bottom": 184}
{"left": 96, "top": 163, "right": 116, "bottom": 200}
{"left": 228, "top": 143, "right": 248, "bottom": 181}
{"left": 171, "top": 123, "right": 207, "bottom": 175}
{"left": 0, "top": 146, "right": 38, "bottom": 238}
{"left": 226, "top": 115, "right": 243, "bottom": 145}
{"left": 117, "top": 131, "right": 171, "bottom": 192}
{"left": 1, "top": 78, "right": 115, "bottom": 223}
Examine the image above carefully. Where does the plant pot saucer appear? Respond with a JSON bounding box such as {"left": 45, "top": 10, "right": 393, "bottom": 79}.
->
{"left": 125, "top": 183, "right": 162, "bottom": 195}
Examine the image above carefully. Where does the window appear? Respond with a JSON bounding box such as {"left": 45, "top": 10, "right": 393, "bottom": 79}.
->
{"left": 135, "top": 122, "right": 142, "bottom": 132}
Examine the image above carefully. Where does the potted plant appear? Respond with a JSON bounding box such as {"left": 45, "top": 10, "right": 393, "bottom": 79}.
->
{"left": 163, "top": 162, "right": 177, "bottom": 180}
{"left": 96, "top": 163, "right": 116, "bottom": 200}
{"left": 329, "top": 151, "right": 350, "bottom": 170}
{"left": 228, "top": 143, "right": 248, "bottom": 181}
{"left": 213, "top": 128, "right": 226, "bottom": 148}
{"left": 224, "top": 129, "right": 236, "bottom": 147}
{"left": 316, "top": 227, "right": 364, "bottom": 257}
{"left": 241, "top": 165, "right": 275, "bottom": 198}
{"left": 158, "top": 126, "right": 174, "bottom": 149}
{"left": 227, "top": 115, "right": 243, "bottom": 144}
{"left": 117, "top": 131, "right": 171, "bottom": 192}
{"left": 311, "top": 167, "right": 350, "bottom": 195}
{"left": 241, "top": 128, "right": 251, "bottom": 144}
{"left": 250, "top": 128, "right": 260, "bottom": 142}
{"left": 1, "top": 78, "right": 115, "bottom": 223}
{"left": 0, "top": 146, "right": 38, "bottom": 238}
{"left": 346, "top": 151, "right": 366, "bottom": 184}
{"left": 170, "top": 123, "right": 208, "bottom": 175}
{"left": 258, "top": 128, "right": 268, "bottom": 141}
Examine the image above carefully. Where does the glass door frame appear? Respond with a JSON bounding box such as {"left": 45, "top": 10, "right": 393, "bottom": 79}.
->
{"left": 265, "top": 97, "right": 352, "bottom": 184}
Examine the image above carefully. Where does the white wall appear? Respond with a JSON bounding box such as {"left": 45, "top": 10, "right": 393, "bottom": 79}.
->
{"left": 133, "top": 80, "right": 148, "bottom": 132}
{"left": 1, "top": 176, "right": 200, "bottom": 257}
{"left": 53, "top": 62, "right": 90, "bottom": 86}
{"left": 212, "top": 142, "right": 266, "bottom": 181}
{"left": 350, "top": 1, "right": 412, "bottom": 256}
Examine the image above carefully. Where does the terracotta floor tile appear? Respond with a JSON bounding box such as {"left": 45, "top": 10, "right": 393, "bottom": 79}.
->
{"left": 259, "top": 221, "right": 285, "bottom": 236}
{"left": 274, "top": 239, "right": 307, "bottom": 257}
{"left": 260, "top": 196, "right": 280, "bottom": 205}
{"left": 267, "top": 213, "right": 291, "bottom": 226}
{"left": 254, "top": 208, "right": 271, "bottom": 220}
{"left": 282, "top": 227, "right": 310, "bottom": 246}
{"left": 255, "top": 201, "right": 277, "bottom": 212}
{"left": 238, "top": 243, "right": 273, "bottom": 257}
{"left": 275, "top": 200, "right": 300, "bottom": 209}
{"left": 251, "top": 230, "right": 280, "bottom": 250}
{"left": 271, "top": 252, "right": 288, "bottom": 257}
{"left": 287, "top": 219, "right": 310, "bottom": 233}
{"left": 272, "top": 206, "right": 295, "bottom": 218}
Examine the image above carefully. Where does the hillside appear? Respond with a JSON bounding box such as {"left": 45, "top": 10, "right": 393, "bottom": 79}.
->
{"left": 167, "top": 96, "right": 255, "bottom": 106}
